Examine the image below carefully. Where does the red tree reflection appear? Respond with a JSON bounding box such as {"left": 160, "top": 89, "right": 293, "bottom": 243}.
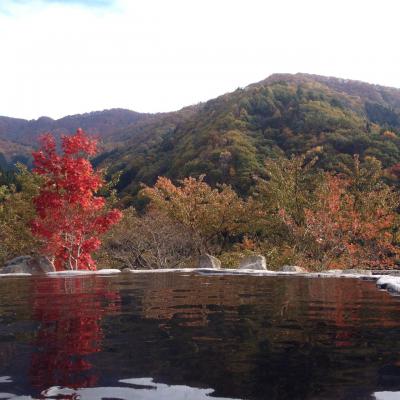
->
{"left": 29, "top": 276, "right": 120, "bottom": 391}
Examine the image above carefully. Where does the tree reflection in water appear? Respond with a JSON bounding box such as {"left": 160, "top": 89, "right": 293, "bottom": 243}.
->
{"left": 7, "top": 273, "right": 400, "bottom": 400}
{"left": 29, "top": 276, "right": 120, "bottom": 391}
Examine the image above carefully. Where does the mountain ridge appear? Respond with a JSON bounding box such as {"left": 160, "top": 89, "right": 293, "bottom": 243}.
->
{"left": 1, "top": 73, "right": 400, "bottom": 202}
{"left": 93, "top": 72, "right": 400, "bottom": 202}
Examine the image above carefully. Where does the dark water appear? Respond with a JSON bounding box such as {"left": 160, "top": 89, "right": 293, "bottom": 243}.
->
{"left": 0, "top": 273, "right": 399, "bottom": 399}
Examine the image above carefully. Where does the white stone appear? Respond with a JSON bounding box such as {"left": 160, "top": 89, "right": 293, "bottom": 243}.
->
{"left": 239, "top": 255, "right": 267, "bottom": 270}
{"left": 281, "top": 265, "right": 307, "bottom": 273}
{"left": 198, "top": 254, "right": 221, "bottom": 269}
{"left": 376, "top": 276, "right": 400, "bottom": 293}
{"left": 342, "top": 269, "right": 372, "bottom": 276}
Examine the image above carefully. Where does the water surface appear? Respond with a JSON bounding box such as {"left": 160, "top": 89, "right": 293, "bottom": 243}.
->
{"left": 0, "top": 273, "right": 399, "bottom": 399}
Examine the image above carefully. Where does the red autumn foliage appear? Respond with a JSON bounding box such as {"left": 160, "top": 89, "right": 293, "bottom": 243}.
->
{"left": 281, "top": 174, "right": 399, "bottom": 270}
{"left": 31, "top": 129, "right": 122, "bottom": 270}
{"left": 311, "top": 175, "right": 398, "bottom": 269}
{"left": 388, "top": 163, "right": 400, "bottom": 181}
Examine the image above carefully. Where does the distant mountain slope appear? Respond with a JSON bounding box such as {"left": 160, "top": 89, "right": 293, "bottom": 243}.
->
{"left": 0, "top": 108, "right": 151, "bottom": 165}
{"left": 2, "top": 73, "right": 400, "bottom": 201}
{"left": 94, "top": 73, "right": 400, "bottom": 200}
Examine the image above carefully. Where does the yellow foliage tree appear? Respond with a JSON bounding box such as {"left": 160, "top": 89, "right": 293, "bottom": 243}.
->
{"left": 142, "top": 175, "right": 248, "bottom": 254}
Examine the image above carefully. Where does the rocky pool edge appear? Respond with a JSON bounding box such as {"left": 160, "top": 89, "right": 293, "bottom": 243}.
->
{"left": 1, "top": 267, "right": 400, "bottom": 297}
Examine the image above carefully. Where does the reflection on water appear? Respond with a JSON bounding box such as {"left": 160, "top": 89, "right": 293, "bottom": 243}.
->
{"left": 0, "top": 377, "right": 240, "bottom": 400}
{"left": 374, "top": 392, "right": 400, "bottom": 400}
{"left": 0, "top": 273, "right": 399, "bottom": 399}
{"left": 30, "top": 277, "right": 120, "bottom": 390}
{"left": 39, "top": 378, "right": 240, "bottom": 400}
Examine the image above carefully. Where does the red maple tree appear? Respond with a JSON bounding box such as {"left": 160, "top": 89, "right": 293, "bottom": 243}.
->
{"left": 31, "top": 129, "right": 122, "bottom": 270}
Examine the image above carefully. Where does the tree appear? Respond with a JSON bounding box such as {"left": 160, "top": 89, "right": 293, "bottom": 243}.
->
{"left": 97, "top": 208, "right": 196, "bottom": 269}
{"left": 253, "top": 154, "right": 400, "bottom": 270}
{"left": 249, "top": 155, "right": 323, "bottom": 262}
{"left": 0, "top": 164, "right": 42, "bottom": 264}
{"left": 302, "top": 173, "right": 399, "bottom": 269}
{"left": 255, "top": 155, "right": 322, "bottom": 226}
{"left": 31, "top": 129, "right": 122, "bottom": 271}
{"left": 141, "top": 175, "right": 247, "bottom": 255}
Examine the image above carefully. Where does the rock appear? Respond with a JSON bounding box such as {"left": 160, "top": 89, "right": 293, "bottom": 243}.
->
{"left": 342, "top": 269, "right": 372, "bottom": 276}
{"left": 371, "top": 270, "right": 400, "bottom": 276}
{"left": 377, "top": 276, "right": 400, "bottom": 293}
{"left": 121, "top": 267, "right": 133, "bottom": 273}
{"left": 239, "top": 255, "right": 267, "bottom": 270}
{"left": 4, "top": 256, "right": 31, "bottom": 267}
{"left": 198, "top": 254, "right": 221, "bottom": 269}
{"left": 2, "top": 256, "right": 55, "bottom": 274}
{"left": 325, "top": 269, "right": 343, "bottom": 274}
{"left": 281, "top": 265, "right": 307, "bottom": 273}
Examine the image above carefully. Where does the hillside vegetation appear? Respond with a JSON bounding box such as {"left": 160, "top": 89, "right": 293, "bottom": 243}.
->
{"left": 0, "top": 108, "right": 149, "bottom": 166}
{"left": 2, "top": 73, "right": 400, "bottom": 202}
{"left": 94, "top": 73, "right": 400, "bottom": 202}
{"left": 2, "top": 73, "right": 400, "bottom": 270}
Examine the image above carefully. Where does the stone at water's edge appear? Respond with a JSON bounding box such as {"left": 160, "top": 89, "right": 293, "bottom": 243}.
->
{"left": 281, "top": 265, "right": 307, "bottom": 273}
{"left": 376, "top": 276, "right": 400, "bottom": 293}
{"left": 198, "top": 254, "right": 221, "bottom": 269}
{"left": 239, "top": 255, "right": 267, "bottom": 270}
{"left": 342, "top": 269, "right": 373, "bottom": 276}
{"left": 325, "top": 269, "right": 343, "bottom": 274}
{"left": 371, "top": 270, "right": 400, "bottom": 276}
{"left": 2, "top": 256, "right": 55, "bottom": 274}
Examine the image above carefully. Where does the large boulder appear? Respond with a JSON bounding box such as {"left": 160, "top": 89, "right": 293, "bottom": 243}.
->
{"left": 2, "top": 256, "right": 55, "bottom": 274}
{"left": 281, "top": 265, "right": 307, "bottom": 273}
{"left": 198, "top": 254, "right": 221, "bottom": 269}
{"left": 239, "top": 255, "right": 267, "bottom": 270}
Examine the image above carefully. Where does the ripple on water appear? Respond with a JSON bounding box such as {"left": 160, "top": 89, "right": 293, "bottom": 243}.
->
{"left": 0, "top": 274, "right": 398, "bottom": 399}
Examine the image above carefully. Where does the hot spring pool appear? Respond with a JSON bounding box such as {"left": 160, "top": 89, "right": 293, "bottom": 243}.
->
{"left": 0, "top": 272, "right": 399, "bottom": 399}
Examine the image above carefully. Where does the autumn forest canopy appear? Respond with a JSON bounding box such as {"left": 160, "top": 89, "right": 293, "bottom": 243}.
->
{"left": 1, "top": 73, "right": 400, "bottom": 271}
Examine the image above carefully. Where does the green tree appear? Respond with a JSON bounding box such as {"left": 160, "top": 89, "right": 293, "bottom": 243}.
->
{"left": 0, "top": 164, "right": 42, "bottom": 264}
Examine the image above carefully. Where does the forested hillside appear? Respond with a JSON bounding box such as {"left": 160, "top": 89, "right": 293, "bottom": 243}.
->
{"left": 2, "top": 73, "right": 400, "bottom": 202}
{"left": 0, "top": 108, "right": 149, "bottom": 166}
{"left": 2, "top": 73, "right": 400, "bottom": 270}
{"left": 94, "top": 73, "right": 400, "bottom": 202}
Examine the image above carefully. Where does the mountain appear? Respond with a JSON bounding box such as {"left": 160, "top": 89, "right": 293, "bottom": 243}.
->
{"left": 94, "top": 73, "right": 400, "bottom": 201}
{"left": 2, "top": 73, "right": 400, "bottom": 202}
{"left": 0, "top": 108, "right": 150, "bottom": 165}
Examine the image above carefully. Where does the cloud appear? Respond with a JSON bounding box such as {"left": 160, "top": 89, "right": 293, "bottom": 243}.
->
{"left": 40, "top": 0, "right": 115, "bottom": 6}
{"left": 0, "top": 0, "right": 116, "bottom": 14}
{"left": 0, "top": 0, "right": 399, "bottom": 119}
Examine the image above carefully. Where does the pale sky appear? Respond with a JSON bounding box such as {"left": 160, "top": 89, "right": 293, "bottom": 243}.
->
{"left": 0, "top": 0, "right": 399, "bottom": 120}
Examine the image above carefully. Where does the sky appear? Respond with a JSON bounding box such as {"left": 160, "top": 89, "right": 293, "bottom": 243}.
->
{"left": 0, "top": 0, "right": 399, "bottom": 120}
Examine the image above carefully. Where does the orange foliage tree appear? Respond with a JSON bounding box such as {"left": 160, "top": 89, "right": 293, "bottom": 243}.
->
{"left": 31, "top": 129, "right": 122, "bottom": 270}
{"left": 282, "top": 173, "right": 399, "bottom": 270}
{"left": 141, "top": 175, "right": 248, "bottom": 254}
